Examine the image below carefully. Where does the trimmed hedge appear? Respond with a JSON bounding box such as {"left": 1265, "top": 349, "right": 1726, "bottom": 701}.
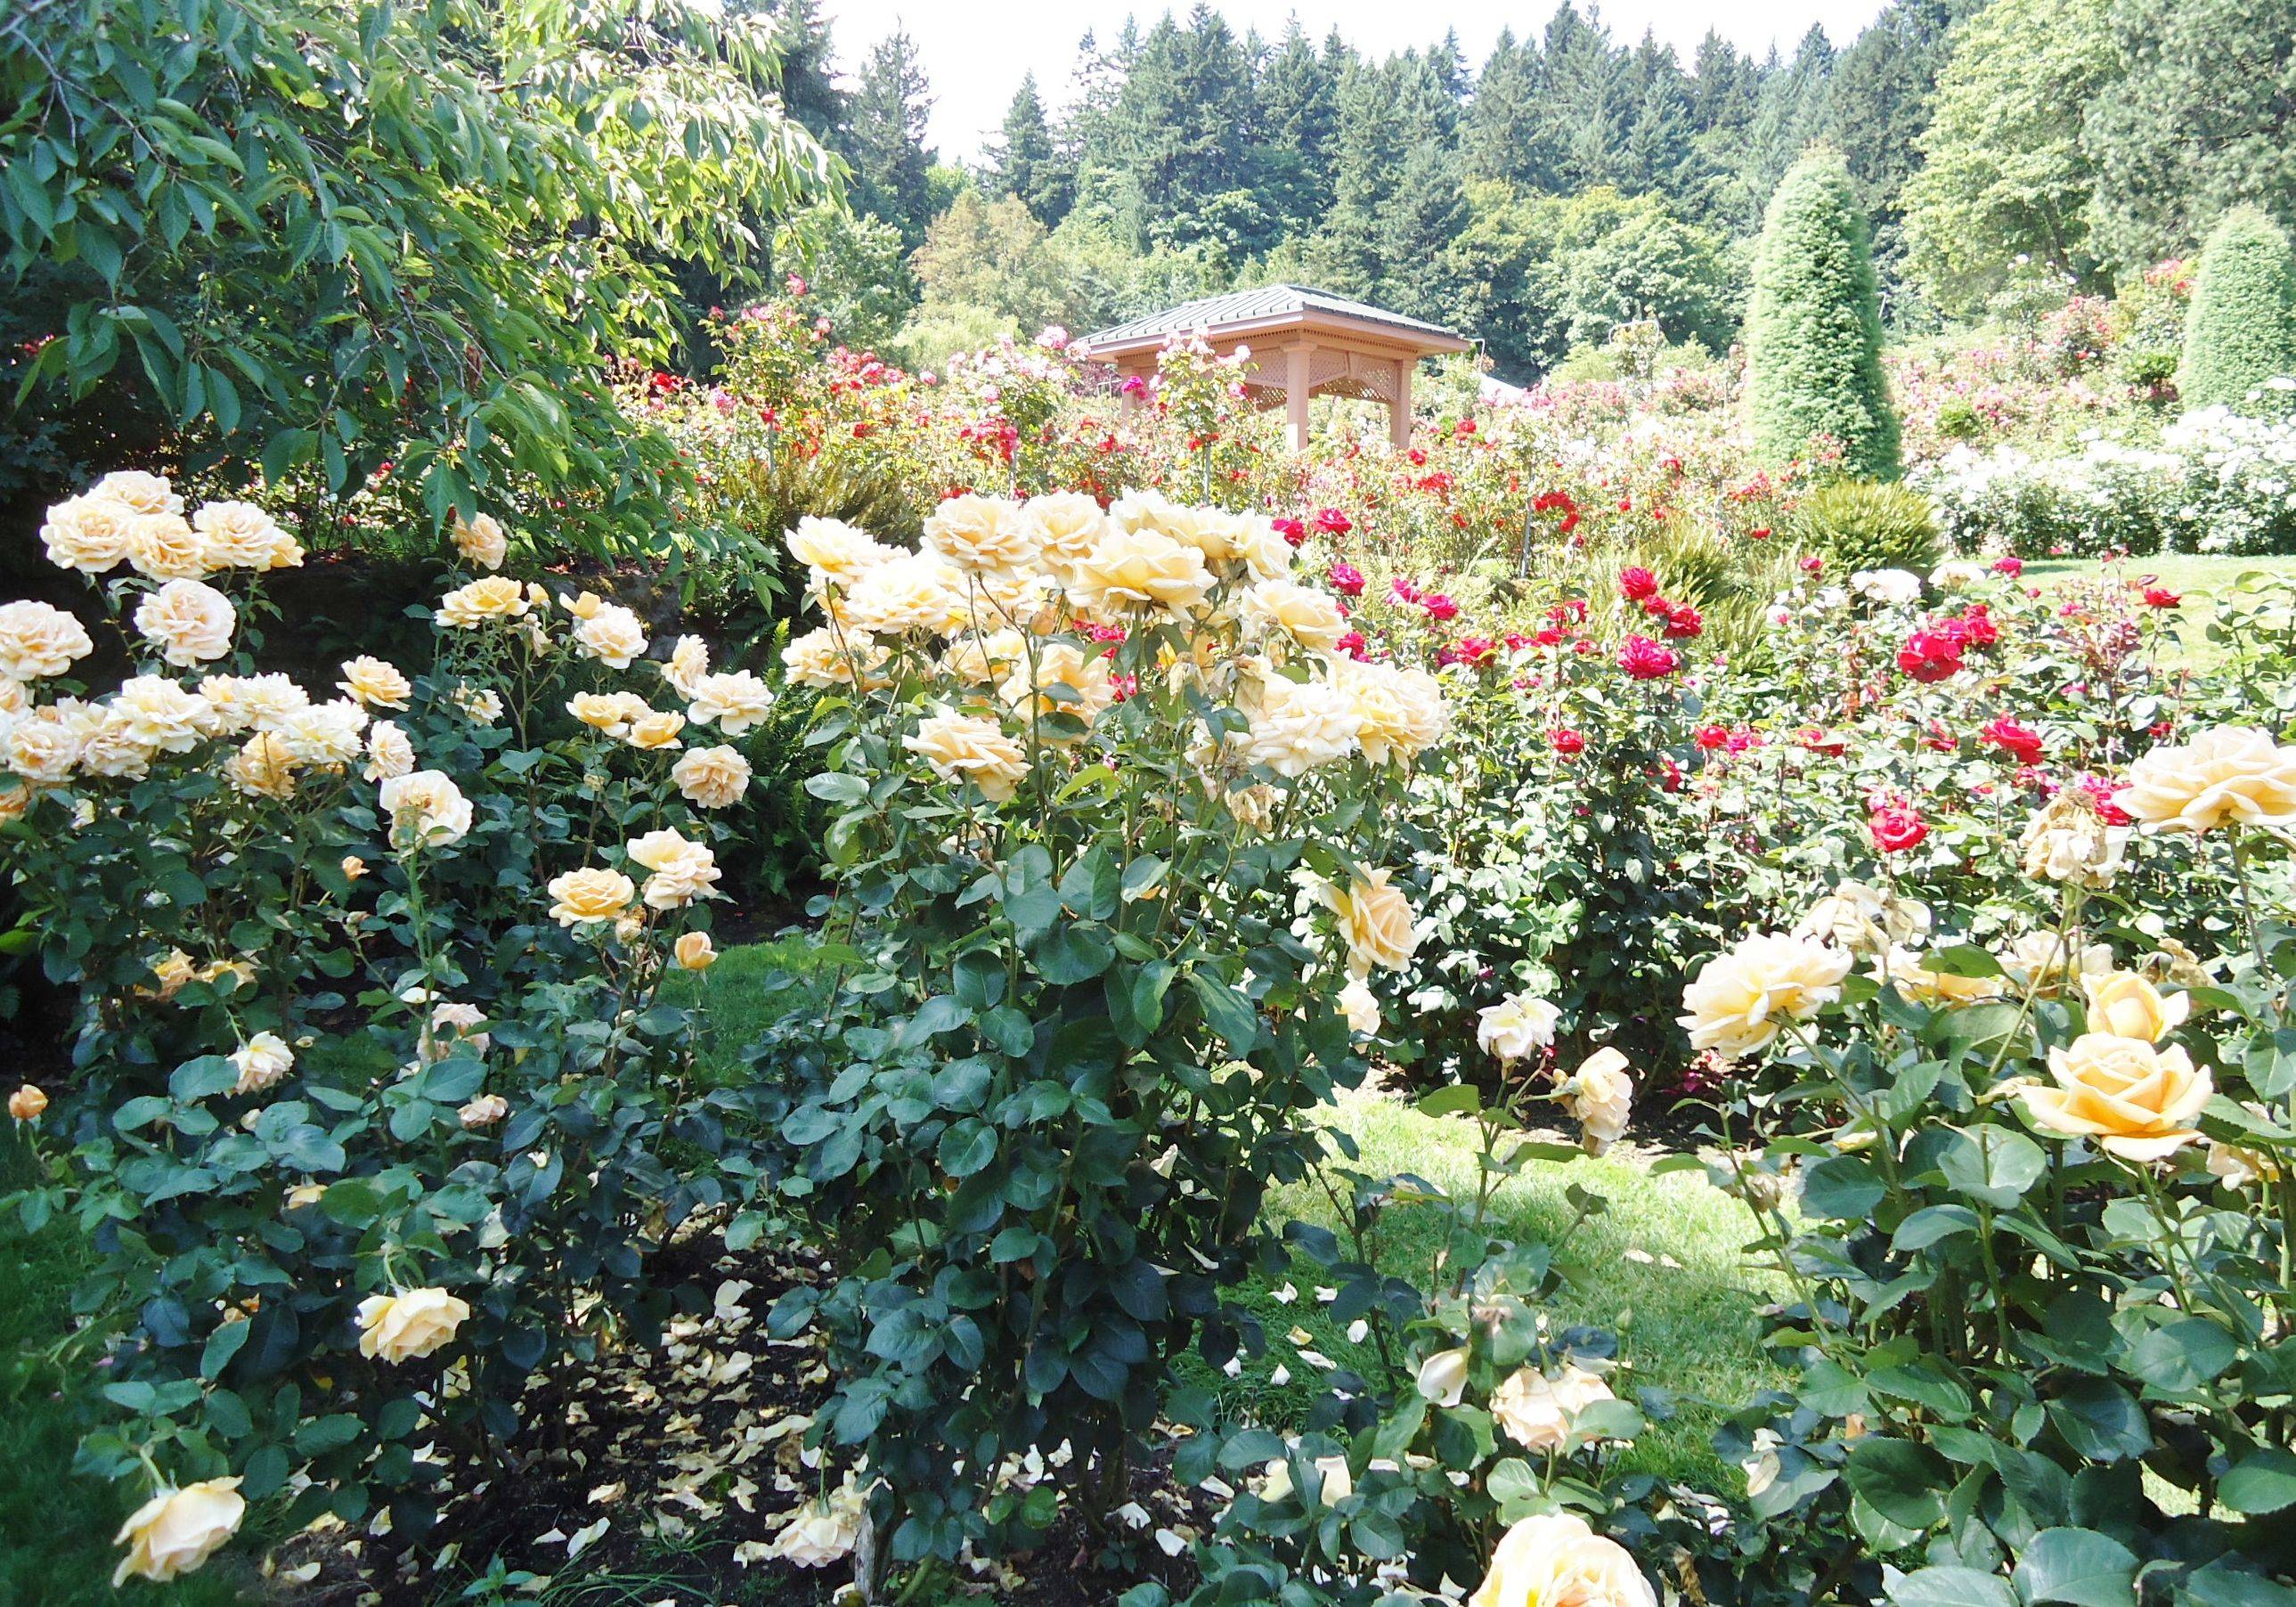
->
{"left": 2180, "top": 205, "right": 2296, "bottom": 413}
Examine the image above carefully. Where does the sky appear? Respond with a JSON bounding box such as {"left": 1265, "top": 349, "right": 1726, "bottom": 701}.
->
{"left": 816, "top": 0, "right": 1893, "bottom": 162}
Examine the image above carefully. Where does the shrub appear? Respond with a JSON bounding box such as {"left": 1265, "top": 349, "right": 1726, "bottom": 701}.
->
{"left": 749, "top": 490, "right": 1451, "bottom": 1586}
{"left": 2179, "top": 206, "right": 2296, "bottom": 414}
{"left": 1746, "top": 150, "right": 1901, "bottom": 480}
{"left": 1792, "top": 480, "right": 1942, "bottom": 574}
{"left": 1, "top": 472, "right": 779, "bottom": 1578}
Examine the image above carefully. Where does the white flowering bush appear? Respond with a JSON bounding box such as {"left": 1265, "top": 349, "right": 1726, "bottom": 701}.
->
{"left": 1916, "top": 396, "right": 2296, "bottom": 558}
{"left": 745, "top": 489, "right": 1451, "bottom": 1586}
{"left": 1, "top": 474, "right": 778, "bottom": 1578}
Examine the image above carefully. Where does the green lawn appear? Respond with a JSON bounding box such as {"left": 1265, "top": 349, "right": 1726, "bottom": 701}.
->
{"left": 1176, "top": 1089, "right": 1778, "bottom": 1495}
{"left": 2028, "top": 553, "right": 2296, "bottom": 670}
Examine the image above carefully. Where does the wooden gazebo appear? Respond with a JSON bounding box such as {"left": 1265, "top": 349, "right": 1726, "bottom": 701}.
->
{"left": 1075, "top": 284, "right": 1473, "bottom": 452}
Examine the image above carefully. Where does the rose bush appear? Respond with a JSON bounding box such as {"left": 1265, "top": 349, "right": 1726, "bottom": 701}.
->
{"left": 2, "top": 471, "right": 781, "bottom": 1578}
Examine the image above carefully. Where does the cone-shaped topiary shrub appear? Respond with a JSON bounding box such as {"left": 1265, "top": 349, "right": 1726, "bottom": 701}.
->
{"left": 1746, "top": 149, "right": 1901, "bottom": 479}
{"left": 2179, "top": 205, "right": 2296, "bottom": 414}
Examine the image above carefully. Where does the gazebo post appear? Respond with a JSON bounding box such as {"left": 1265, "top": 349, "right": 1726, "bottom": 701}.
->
{"left": 1388, "top": 359, "right": 1413, "bottom": 450}
{"left": 1284, "top": 343, "right": 1314, "bottom": 453}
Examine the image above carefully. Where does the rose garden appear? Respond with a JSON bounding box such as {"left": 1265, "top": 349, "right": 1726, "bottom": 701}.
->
{"left": 7, "top": 4, "right": 2296, "bottom": 1605}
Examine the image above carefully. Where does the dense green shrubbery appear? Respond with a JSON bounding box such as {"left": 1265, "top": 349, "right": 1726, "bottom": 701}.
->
{"left": 1794, "top": 480, "right": 1942, "bottom": 575}
{"left": 2180, "top": 206, "right": 2296, "bottom": 413}
{"left": 1746, "top": 150, "right": 1901, "bottom": 481}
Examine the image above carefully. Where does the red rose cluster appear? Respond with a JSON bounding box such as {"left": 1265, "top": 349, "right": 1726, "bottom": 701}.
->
{"left": 1896, "top": 604, "right": 1999, "bottom": 682}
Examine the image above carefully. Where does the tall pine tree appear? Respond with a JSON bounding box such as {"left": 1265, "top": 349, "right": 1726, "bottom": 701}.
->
{"left": 1255, "top": 22, "right": 1342, "bottom": 237}
{"left": 844, "top": 29, "right": 936, "bottom": 248}
{"left": 987, "top": 74, "right": 1067, "bottom": 227}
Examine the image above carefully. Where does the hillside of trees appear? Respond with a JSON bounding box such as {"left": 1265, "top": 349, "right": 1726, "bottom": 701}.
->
{"left": 766, "top": 0, "right": 2292, "bottom": 383}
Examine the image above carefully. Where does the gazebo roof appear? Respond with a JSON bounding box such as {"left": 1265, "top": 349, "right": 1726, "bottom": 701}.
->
{"left": 1078, "top": 283, "right": 1470, "bottom": 358}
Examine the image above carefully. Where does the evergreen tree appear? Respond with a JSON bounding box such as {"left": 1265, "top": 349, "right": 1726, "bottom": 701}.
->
{"left": 1378, "top": 57, "right": 1470, "bottom": 320}
{"left": 1732, "top": 27, "right": 1836, "bottom": 232}
{"left": 2084, "top": 0, "right": 2296, "bottom": 274}
{"left": 765, "top": 0, "right": 844, "bottom": 150}
{"left": 1463, "top": 30, "right": 1559, "bottom": 192}
{"left": 1824, "top": 0, "right": 1961, "bottom": 303}
{"left": 1307, "top": 56, "right": 1404, "bottom": 298}
{"left": 844, "top": 29, "right": 937, "bottom": 248}
{"left": 1746, "top": 149, "right": 1900, "bottom": 477}
{"left": 987, "top": 74, "right": 1066, "bottom": 227}
{"left": 1256, "top": 22, "right": 1343, "bottom": 235}
{"left": 1542, "top": 4, "right": 1630, "bottom": 192}
{"left": 1106, "top": 7, "right": 1258, "bottom": 252}
{"left": 1621, "top": 36, "right": 1700, "bottom": 203}
{"left": 1901, "top": 0, "right": 2117, "bottom": 312}
{"left": 2179, "top": 206, "right": 2296, "bottom": 412}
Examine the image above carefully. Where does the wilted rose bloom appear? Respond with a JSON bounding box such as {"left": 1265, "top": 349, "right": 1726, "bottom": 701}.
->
{"left": 112, "top": 1479, "right": 245, "bottom": 1586}
{"left": 1566, "top": 1047, "right": 1634, "bottom": 1151}
{"left": 770, "top": 1477, "right": 867, "bottom": 1567}
{"left": 2023, "top": 1032, "right": 2212, "bottom": 1160}
{"left": 8, "top": 1083, "right": 46, "bottom": 1122}
{"left": 458, "top": 1093, "right": 509, "bottom": 1130}
{"left": 2020, "top": 789, "right": 2125, "bottom": 887}
{"left": 1795, "top": 879, "right": 1930, "bottom": 955}
{"left": 356, "top": 1286, "right": 471, "bottom": 1363}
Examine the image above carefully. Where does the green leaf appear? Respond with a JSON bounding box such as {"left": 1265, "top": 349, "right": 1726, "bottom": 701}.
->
{"left": 2012, "top": 1527, "right": 2138, "bottom": 1607}
{"left": 1888, "top": 1567, "right": 2018, "bottom": 1607}
{"left": 1801, "top": 1154, "right": 1885, "bottom": 1220}
{"left": 1934, "top": 1125, "right": 2047, "bottom": 1208}
{"left": 1188, "top": 970, "right": 1261, "bottom": 1050}
{"left": 1846, "top": 1437, "right": 1950, "bottom": 1530}
{"left": 937, "top": 1119, "right": 997, "bottom": 1179}
{"left": 1415, "top": 1085, "right": 1482, "bottom": 1119}
{"left": 2220, "top": 1449, "right": 2296, "bottom": 1515}
{"left": 169, "top": 1056, "right": 240, "bottom": 1102}
{"left": 2046, "top": 1379, "right": 2151, "bottom": 1462}
{"left": 2125, "top": 1317, "right": 2238, "bottom": 1396}
{"left": 201, "top": 1318, "right": 253, "bottom": 1380}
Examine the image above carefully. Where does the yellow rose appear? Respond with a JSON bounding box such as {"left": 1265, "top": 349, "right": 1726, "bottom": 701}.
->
{"left": 1331, "top": 658, "right": 1450, "bottom": 765}
{"left": 1021, "top": 492, "right": 1112, "bottom": 585}
{"left": 40, "top": 494, "right": 134, "bottom": 573}
{"left": 672, "top": 744, "right": 752, "bottom": 809}
{"left": 626, "top": 711, "right": 685, "bottom": 750}
{"left": 1240, "top": 578, "right": 1346, "bottom": 651}
{"left": 224, "top": 732, "right": 299, "bottom": 800}
{"left": 2081, "top": 971, "right": 2189, "bottom": 1043}
{"left": 999, "top": 640, "right": 1116, "bottom": 729}
{"left": 573, "top": 603, "right": 648, "bottom": 669}
{"left": 451, "top": 511, "right": 509, "bottom": 569}
{"left": 1879, "top": 945, "right": 2007, "bottom": 1005}
{"left": 112, "top": 1478, "right": 245, "bottom": 1586}
{"left": 1068, "top": 525, "right": 1215, "bottom": 617}
{"left": 924, "top": 493, "right": 1035, "bottom": 573}
{"left": 126, "top": 511, "right": 210, "bottom": 580}
{"left": 568, "top": 690, "right": 651, "bottom": 738}
{"left": 1566, "top": 1047, "right": 1635, "bottom": 1152}
{"left": 675, "top": 931, "right": 718, "bottom": 971}
{"left": 845, "top": 551, "right": 968, "bottom": 637}
{"left": 90, "top": 469, "right": 183, "bottom": 517}
{"left": 230, "top": 1031, "right": 295, "bottom": 1096}
{"left": 1240, "top": 675, "right": 1362, "bottom": 777}
{"left": 338, "top": 655, "right": 412, "bottom": 710}
{"left": 379, "top": 769, "right": 474, "bottom": 847}
{"left": 1478, "top": 992, "right": 1561, "bottom": 1061}
{"left": 2023, "top": 1032, "right": 2213, "bottom": 1160}
{"left": 662, "top": 633, "right": 711, "bottom": 698}
{"left": 1338, "top": 976, "right": 1380, "bottom": 1036}
{"left": 903, "top": 710, "right": 1030, "bottom": 802}
{"left": 192, "top": 501, "right": 302, "bottom": 570}
{"left": 782, "top": 625, "right": 887, "bottom": 688}
{"left": 547, "top": 866, "right": 636, "bottom": 926}
{"left": 786, "top": 516, "right": 892, "bottom": 591}
{"left": 687, "top": 670, "right": 776, "bottom": 736}
{"left": 1679, "top": 933, "right": 1852, "bottom": 1060}
{"left": 355, "top": 1286, "right": 471, "bottom": 1363}
{"left": 2120, "top": 725, "right": 2296, "bottom": 834}
{"left": 9, "top": 1083, "right": 46, "bottom": 1122}
{"left": 437, "top": 576, "right": 532, "bottom": 627}
{"left": 362, "top": 721, "right": 415, "bottom": 782}
{"left": 273, "top": 699, "right": 368, "bottom": 766}
{"left": 0, "top": 600, "right": 95, "bottom": 681}
{"left": 1470, "top": 1513, "right": 1657, "bottom": 1607}
{"left": 627, "top": 828, "right": 721, "bottom": 909}
{"left": 109, "top": 675, "right": 216, "bottom": 753}
{"left": 1327, "top": 869, "right": 1418, "bottom": 980}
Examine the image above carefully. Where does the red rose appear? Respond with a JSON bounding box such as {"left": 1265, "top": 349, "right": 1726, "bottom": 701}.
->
{"left": 1983, "top": 716, "right": 2044, "bottom": 764}
{"left": 1869, "top": 804, "right": 1927, "bottom": 853}
{"left": 1619, "top": 566, "right": 1659, "bottom": 602}
{"left": 1662, "top": 601, "right": 1704, "bottom": 639}
{"left": 1617, "top": 634, "right": 1680, "bottom": 680}
{"left": 1694, "top": 724, "right": 1729, "bottom": 750}
{"left": 1312, "top": 508, "right": 1354, "bottom": 536}
{"left": 1799, "top": 556, "right": 1824, "bottom": 575}
{"left": 1390, "top": 575, "right": 1423, "bottom": 605}
{"left": 1748, "top": 526, "right": 1771, "bottom": 541}
{"left": 2143, "top": 585, "right": 2181, "bottom": 608}
{"left": 1896, "top": 629, "right": 1966, "bottom": 682}
{"left": 1335, "top": 630, "right": 1368, "bottom": 659}
{"left": 1551, "top": 728, "right": 1586, "bottom": 755}
{"left": 1272, "top": 516, "right": 1307, "bottom": 547}
{"left": 1991, "top": 556, "right": 2023, "bottom": 577}
{"left": 1327, "top": 562, "right": 1365, "bottom": 598}
{"left": 1798, "top": 726, "right": 1846, "bottom": 756}
{"left": 1423, "top": 593, "right": 1460, "bottom": 623}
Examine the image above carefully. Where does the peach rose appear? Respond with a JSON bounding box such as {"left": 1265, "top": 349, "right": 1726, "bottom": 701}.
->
{"left": 2120, "top": 725, "right": 2296, "bottom": 834}
{"left": 9, "top": 1083, "right": 46, "bottom": 1122}
{"left": 0, "top": 600, "right": 94, "bottom": 681}
{"left": 2081, "top": 971, "right": 2189, "bottom": 1043}
{"left": 1240, "top": 675, "right": 1361, "bottom": 777}
{"left": 230, "top": 1031, "right": 295, "bottom": 1096}
{"left": 437, "top": 576, "right": 531, "bottom": 627}
{"left": 355, "top": 1285, "right": 471, "bottom": 1362}
{"left": 1470, "top": 1513, "right": 1657, "bottom": 1607}
{"left": 112, "top": 1478, "right": 245, "bottom": 1585}
{"left": 786, "top": 516, "right": 892, "bottom": 591}
{"left": 126, "top": 511, "right": 210, "bottom": 580}
{"left": 627, "top": 828, "right": 721, "bottom": 909}
{"left": 1327, "top": 869, "right": 1418, "bottom": 980}
{"left": 451, "top": 511, "right": 508, "bottom": 569}
{"left": 904, "top": 710, "right": 1030, "bottom": 802}
{"left": 379, "top": 769, "right": 474, "bottom": 847}
{"left": 1068, "top": 525, "right": 1214, "bottom": 616}
{"left": 1240, "top": 578, "right": 1346, "bottom": 651}
{"left": 338, "top": 655, "right": 412, "bottom": 710}
{"left": 40, "top": 494, "right": 134, "bottom": 573}
{"left": 924, "top": 493, "right": 1035, "bottom": 573}
{"left": 687, "top": 671, "right": 776, "bottom": 736}
{"left": 192, "top": 501, "right": 301, "bottom": 570}
{"left": 1679, "top": 933, "right": 1851, "bottom": 1060}
{"left": 675, "top": 931, "right": 718, "bottom": 971}
{"left": 547, "top": 866, "right": 636, "bottom": 926}
{"left": 573, "top": 603, "right": 648, "bottom": 670}
{"left": 672, "top": 745, "right": 752, "bottom": 809}
{"left": 844, "top": 551, "right": 967, "bottom": 637}
{"left": 2023, "top": 1032, "right": 2212, "bottom": 1160}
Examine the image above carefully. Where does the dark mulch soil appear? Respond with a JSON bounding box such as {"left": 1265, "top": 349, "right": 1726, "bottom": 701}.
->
{"left": 268, "top": 1229, "right": 1212, "bottom": 1606}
